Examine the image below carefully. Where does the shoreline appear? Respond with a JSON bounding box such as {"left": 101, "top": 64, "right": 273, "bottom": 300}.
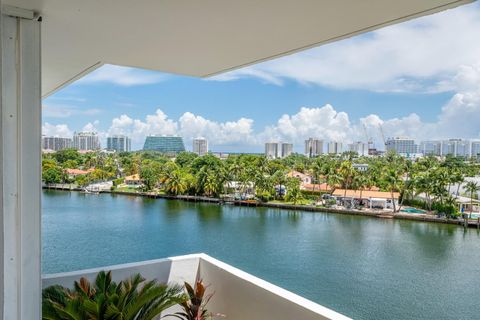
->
{"left": 42, "top": 185, "right": 479, "bottom": 228}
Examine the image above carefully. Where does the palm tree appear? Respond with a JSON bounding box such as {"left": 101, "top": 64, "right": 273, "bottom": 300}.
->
{"left": 203, "top": 171, "right": 220, "bottom": 197}
{"left": 434, "top": 168, "right": 450, "bottom": 205}
{"left": 42, "top": 271, "right": 184, "bottom": 320}
{"left": 339, "top": 161, "right": 355, "bottom": 198}
{"left": 310, "top": 158, "right": 324, "bottom": 193}
{"left": 327, "top": 169, "right": 342, "bottom": 195}
{"left": 414, "top": 171, "right": 435, "bottom": 211}
{"left": 353, "top": 174, "right": 368, "bottom": 209}
{"left": 227, "top": 158, "right": 242, "bottom": 183}
{"left": 464, "top": 181, "right": 480, "bottom": 218}
{"left": 443, "top": 194, "right": 458, "bottom": 219}
{"left": 271, "top": 169, "right": 287, "bottom": 200}
{"left": 399, "top": 179, "right": 415, "bottom": 210}
{"left": 285, "top": 178, "right": 304, "bottom": 205}
{"left": 383, "top": 168, "right": 402, "bottom": 212}
{"left": 165, "top": 170, "right": 189, "bottom": 195}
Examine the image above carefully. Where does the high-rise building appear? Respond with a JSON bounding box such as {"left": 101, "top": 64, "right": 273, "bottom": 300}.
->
{"left": 441, "top": 140, "right": 455, "bottom": 156}
{"left": 327, "top": 141, "right": 343, "bottom": 155}
{"left": 42, "top": 136, "right": 73, "bottom": 151}
{"left": 304, "top": 138, "right": 323, "bottom": 157}
{"left": 73, "top": 132, "right": 100, "bottom": 151}
{"left": 281, "top": 143, "right": 293, "bottom": 158}
{"left": 265, "top": 142, "right": 293, "bottom": 159}
{"left": 471, "top": 141, "right": 480, "bottom": 159}
{"left": 455, "top": 139, "right": 471, "bottom": 158}
{"left": 143, "top": 135, "right": 185, "bottom": 155}
{"left": 265, "top": 142, "right": 280, "bottom": 159}
{"left": 440, "top": 139, "right": 470, "bottom": 157}
{"left": 385, "top": 137, "right": 417, "bottom": 155}
{"left": 193, "top": 137, "right": 208, "bottom": 156}
{"left": 420, "top": 139, "right": 478, "bottom": 158}
{"left": 419, "top": 140, "right": 442, "bottom": 156}
{"left": 107, "top": 135, "right": 131, "bottom": 152}
{"left": 348, "top": 142, "right": 368, "bottom": 156}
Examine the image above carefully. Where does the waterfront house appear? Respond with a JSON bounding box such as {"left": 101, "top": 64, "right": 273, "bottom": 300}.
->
{"left": 224, "top": 181, "right": 256, "bottom": 198}
{"left": 287, "top": 170, "right": 313, "bottom": 185}
{"left": 302, "top": 183, "right": 334, "bottom": 192}
{"left": 332, "top": 189, "right": 400, "bottom": 210}
{"left": 455, "top": 196, "right": 480, "bottom": 215}
{"left": 125, "top": 173, "right": 143, "bottom": 186}
{"left": 65, "top": 168, "right": 95, "bottom": 179}
{"left": 0, "top": 0, "right": 471, "bottom": 318}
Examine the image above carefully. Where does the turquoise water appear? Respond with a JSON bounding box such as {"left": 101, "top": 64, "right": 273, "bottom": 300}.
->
{"left": 400, "top": 208, "right": 426, "bottom": 214}
{"left": 43, "top": 190, "right": 480, "bottom": 320}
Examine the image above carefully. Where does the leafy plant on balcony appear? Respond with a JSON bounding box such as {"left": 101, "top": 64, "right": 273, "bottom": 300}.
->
{"left": 42, "top": 270, "right": 184, "bottom": 320}
{"left": 170, "top": 280, "right": 224, "bottom": 320}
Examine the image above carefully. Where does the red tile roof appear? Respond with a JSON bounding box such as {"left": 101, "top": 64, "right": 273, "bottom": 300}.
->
{"left": 65, "top": 168, "right": 94, "bottom": 175}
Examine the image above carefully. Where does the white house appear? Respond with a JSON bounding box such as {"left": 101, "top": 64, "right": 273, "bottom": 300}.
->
{"left": 287, "top": 170, "right": 313, "bottom": 185}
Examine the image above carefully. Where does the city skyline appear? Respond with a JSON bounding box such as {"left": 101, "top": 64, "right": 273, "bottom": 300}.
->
{"left": 42, "top": 2, "right": 480, "bottom": 153}
{"left": 43, "top": 130, "right": 480, "bottom": 156}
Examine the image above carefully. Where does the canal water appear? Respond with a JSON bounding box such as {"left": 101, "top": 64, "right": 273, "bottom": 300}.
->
{"left": 43, "top": 190, "right": 480, "bottom": 320}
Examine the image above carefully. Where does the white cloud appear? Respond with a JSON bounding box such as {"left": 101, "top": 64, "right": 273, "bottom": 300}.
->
{"left": 106, "top": 110, "right": 255, "bottom": 150}
{"left": 211, "top": 2, "right": 480, "bottom": 93}
{"left": 260, "top": 105, "right": 354, "bottom": 144}
{"left": 179, "top": 112, "right": 255, "bottom": 146}
{"left": 78, "top": 64, "right": 167, "bottom": 86}
{"left": 42, "top": 56, "right": 480, "bottom": 152}
{"left": 82, "top": 120, "right": 100, "bottom": 132}
{"left": 107, "top": 110, "right": 178, "bottom": 147}
{"left": 42, "top": 123, "right": 73, "bottom": 137}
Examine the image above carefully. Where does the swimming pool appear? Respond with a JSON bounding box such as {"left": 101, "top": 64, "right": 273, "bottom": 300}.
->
{"left": 400, "top": 207, "right": 426, "bottom": 214}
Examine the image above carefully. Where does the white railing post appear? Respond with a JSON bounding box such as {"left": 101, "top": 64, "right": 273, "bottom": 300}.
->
{"left": 1, "top": 6, "right": 41, "bottom": 320}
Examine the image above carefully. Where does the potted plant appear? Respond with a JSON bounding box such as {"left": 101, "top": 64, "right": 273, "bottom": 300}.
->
{"left": 170, "top": 280, "right": 224, "bottom": 320}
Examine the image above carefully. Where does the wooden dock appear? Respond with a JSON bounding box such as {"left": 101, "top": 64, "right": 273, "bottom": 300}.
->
{"left": 463, "top": 217, "right": 480, "bottom": 229}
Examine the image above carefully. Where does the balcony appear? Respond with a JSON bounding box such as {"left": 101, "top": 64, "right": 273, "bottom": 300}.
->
{"left": 43, "top": 254, "right": 351, "bottom": 320}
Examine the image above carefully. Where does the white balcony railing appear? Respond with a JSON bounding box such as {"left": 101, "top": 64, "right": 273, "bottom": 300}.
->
{"left": 43, "top": 253, "right": 351, "bottom": 320}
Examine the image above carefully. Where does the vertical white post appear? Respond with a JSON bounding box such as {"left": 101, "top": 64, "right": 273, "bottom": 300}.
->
{"left": 1, "top": 7, "right": 41, "bottom": 320}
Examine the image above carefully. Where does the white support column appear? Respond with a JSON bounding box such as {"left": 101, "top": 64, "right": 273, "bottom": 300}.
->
{"left": 1, "top": 7, "right": 41, "bottom": 320}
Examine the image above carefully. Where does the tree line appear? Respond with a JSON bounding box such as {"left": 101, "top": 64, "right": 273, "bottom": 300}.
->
{"left": 42, "top": 149, "right": 480, "bottom": 215}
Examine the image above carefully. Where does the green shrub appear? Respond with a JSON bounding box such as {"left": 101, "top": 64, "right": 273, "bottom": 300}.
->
{"left": 42, "top": 271, "right": 184, "bottom": 320}
{"left": 257, "top": 191, "right": 273, "bottom": 202}
{"left": 432, "top": 202, "right": 458, "bottom": 218}
{"left": 113, "top": 177, "right": 124, "bottom": 187}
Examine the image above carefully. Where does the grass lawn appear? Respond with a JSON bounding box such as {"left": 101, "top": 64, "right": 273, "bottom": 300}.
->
{"left": 114, "top": 186, "right": 140, "bottom": 193}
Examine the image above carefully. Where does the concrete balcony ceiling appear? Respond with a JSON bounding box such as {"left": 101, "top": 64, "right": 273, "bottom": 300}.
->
{"left": 3, "top": 0, "right": 474, "bottom": 97}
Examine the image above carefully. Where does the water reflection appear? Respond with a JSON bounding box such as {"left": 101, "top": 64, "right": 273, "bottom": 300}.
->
{"left": 197, "top": 203, "right": 223, "bottom": 222}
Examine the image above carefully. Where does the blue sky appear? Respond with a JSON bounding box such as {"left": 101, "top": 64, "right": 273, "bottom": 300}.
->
{"left": 42, "top": 2, "right": 480, "bottom": 152}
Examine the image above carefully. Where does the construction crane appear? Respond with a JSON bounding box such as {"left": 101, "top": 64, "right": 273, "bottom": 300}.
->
{"left": 362, "top": 124, "right": 374, "bottom": 150}
{"left": 378, "top": 124, "right": 387, "bottom": 146}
